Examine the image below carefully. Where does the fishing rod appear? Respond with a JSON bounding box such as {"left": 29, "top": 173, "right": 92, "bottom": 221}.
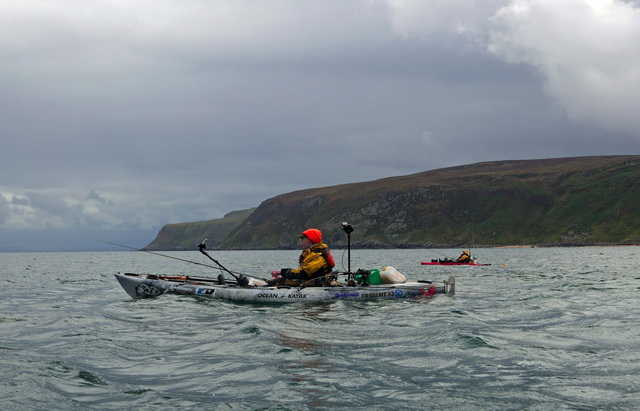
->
{"left": 294, "top": 270, "right": 354, "bottom": 290}
{"left": 425, "top": 249, "right": 455, "bottom": 260}
{"left": 197, "top": 239, "right": 241, "bottom": 281}
{"left": 147, "top": 273, "right": 239, "bottom": 285}
{"left": 97, "top": 239, "right": 222, "bottom": 270}
{"left": 98, "top": 239, "right": 255, "bottom": 281}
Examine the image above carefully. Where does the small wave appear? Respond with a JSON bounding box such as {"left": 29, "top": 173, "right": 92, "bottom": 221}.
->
{"left": 76, "top": 370, "right": 108, "bottom": 387}
{"left": 457, "top": 333, "right": 498, "bottom": 349}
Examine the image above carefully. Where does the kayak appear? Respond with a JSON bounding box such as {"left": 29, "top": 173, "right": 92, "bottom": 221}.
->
{"left": 421, "top": 261, "right": 490, "bottom": 266}
{"left": 114, "top": 272, "right": 455, "bottom": 303}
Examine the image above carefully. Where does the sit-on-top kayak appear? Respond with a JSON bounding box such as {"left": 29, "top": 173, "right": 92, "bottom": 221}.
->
{"left": 114, "top": 272, "right": 455, "bottom": 303}
{"left": 421, "top": 261, "right": 490, "bottom": 266}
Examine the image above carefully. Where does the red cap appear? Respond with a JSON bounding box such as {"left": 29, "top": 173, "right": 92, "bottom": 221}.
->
{"left": 300, "top": 228, "right": 322, "bottom": 244}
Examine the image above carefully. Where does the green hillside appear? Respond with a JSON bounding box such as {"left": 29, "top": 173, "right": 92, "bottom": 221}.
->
{"left": 220, "top": 155, "right": 640, "bottom": 249}
{"left": 144, "top": 208, "right": 255, "bottom": 250}
{"left": 145, "top": 155, "right": 640, "bottom": 250}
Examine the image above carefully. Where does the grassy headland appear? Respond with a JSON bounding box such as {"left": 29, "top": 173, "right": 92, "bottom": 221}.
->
{"left": 145, "top": 155, "right": 640, "bottom": 250}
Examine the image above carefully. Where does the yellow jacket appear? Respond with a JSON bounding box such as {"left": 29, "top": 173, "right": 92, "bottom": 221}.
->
{"left": 455, "top": 251, "right": 471, "bottom": 263}
{"left": 281, "top": 243, "right": 333, "bottom": 286}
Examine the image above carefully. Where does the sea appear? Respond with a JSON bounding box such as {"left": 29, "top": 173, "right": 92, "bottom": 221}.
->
{"left": 1, "top": 247, "right": 638, "bottom": 410}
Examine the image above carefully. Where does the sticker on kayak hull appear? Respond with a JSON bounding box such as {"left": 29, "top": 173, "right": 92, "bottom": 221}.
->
{"left": 420, "top": 286, "right": 436, "bottom": 296}
{"left": 135, "top": 283, "right": 162, "bottom": 297}
{"left": 255, "top": 292, "right": 307, "bottom": 299}
{"left": 335, "top": 292, "right": 360, "bottom": 298}
{"left": 360, "top": 291, "right": 396, "bottom": 298}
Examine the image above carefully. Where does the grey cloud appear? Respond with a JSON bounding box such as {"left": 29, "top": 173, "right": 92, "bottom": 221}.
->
{"left": 1, "top": 0, "right": 640, "bottom": 251}
{"left": 0, "top": 195, "right": 8, "bottom": 224}
{"left": 488, "top": 0, "right": 640, "bottom": 133}
{"left": 24, "top": 191, "right": 74, "bottom": 220}
{"left": 86, "top": 190, "right": 111, "bottom": 205}
{"left": 11, "top": 196, "right": 29, "bottom": 206}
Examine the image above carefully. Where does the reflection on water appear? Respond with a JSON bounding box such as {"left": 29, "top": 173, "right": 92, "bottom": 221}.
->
{"left": 274, "top": 318, "right": 334, "bottom": 407}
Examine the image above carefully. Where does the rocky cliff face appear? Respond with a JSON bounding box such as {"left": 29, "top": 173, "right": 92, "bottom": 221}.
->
{"left": 147, "top": 156, "right": 640, "bottom": 250}
{"left": 144, "top": 208, "right": 255, "bottom": 250}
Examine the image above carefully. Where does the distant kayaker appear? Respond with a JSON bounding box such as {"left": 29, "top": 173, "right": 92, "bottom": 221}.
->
{"left": 454, "top": 250, "right": 472, "bottom": 263}
{"left": 267, "top": 228, "right": 335, "bottom": 287}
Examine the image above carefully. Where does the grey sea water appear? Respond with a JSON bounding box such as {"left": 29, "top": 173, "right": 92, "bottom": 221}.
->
{"left": 1, "top": 247, "right": 639, "bottom": 410}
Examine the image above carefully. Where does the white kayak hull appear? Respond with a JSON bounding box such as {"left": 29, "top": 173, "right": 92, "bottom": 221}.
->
{"left": 115, "top": 273, "right": 455, "bottom": 303}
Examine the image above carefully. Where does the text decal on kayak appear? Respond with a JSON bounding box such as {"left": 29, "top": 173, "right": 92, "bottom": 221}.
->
{"left": 256, "top": 293, "right": 307, "bottom": 299}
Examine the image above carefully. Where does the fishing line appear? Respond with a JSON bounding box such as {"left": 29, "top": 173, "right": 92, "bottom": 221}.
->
{"left": 96, "top": 239, "right": 252, "bottom": 278}
{"left": 425, "top": 249, "right": 455, "bottom": 259}
{"left": 339, "top": 248, "right": 349, "bottom": 272}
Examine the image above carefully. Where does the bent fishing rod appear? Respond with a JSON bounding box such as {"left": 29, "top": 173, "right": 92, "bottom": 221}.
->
{"left": 96, "top": 239, "right": 252, "bottom": 279}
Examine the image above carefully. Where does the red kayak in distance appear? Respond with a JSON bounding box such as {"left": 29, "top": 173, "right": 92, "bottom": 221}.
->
{"left": 421, "top": 261, "right": 491, "bottom": 266}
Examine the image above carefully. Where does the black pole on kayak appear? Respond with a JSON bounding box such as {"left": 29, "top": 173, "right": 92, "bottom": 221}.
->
{"left": 341, "top": 222, "right": 354, "bottom": 275}
{"left": 197, "top": 239, "right": 241, "bottom": 281}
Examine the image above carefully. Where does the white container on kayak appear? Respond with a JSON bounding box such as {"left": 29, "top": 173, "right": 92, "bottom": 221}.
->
{"left": 380, "top": 266, "right": 406, "bottom": 284}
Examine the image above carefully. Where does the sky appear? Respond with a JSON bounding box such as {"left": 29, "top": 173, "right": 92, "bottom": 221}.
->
{"left": 2, "top": 0, "right": 640, "bottom": 251}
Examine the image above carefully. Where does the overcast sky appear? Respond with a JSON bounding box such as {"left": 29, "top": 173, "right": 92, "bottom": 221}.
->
{"left": 2, "top": 0, "right": 640, "bottom": 251}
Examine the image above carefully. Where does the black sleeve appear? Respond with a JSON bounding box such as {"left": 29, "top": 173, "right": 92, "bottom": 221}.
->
{"left": 281, "top": 268, "right": 307, "bottom": 280}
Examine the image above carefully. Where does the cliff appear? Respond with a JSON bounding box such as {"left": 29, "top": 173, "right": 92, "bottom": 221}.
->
{"left": 147, "top": 155, "right": 640, "bottom": 250}
{"left": 144, "top": 208, "right": 255, "bottom": 250}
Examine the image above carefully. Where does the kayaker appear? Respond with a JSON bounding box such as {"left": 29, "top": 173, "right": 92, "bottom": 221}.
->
{"left": 454, "top": 249, "right": 471, "bottom": 263}
{"left": 267, "top": 228, "right": 335, "bottom": 287}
